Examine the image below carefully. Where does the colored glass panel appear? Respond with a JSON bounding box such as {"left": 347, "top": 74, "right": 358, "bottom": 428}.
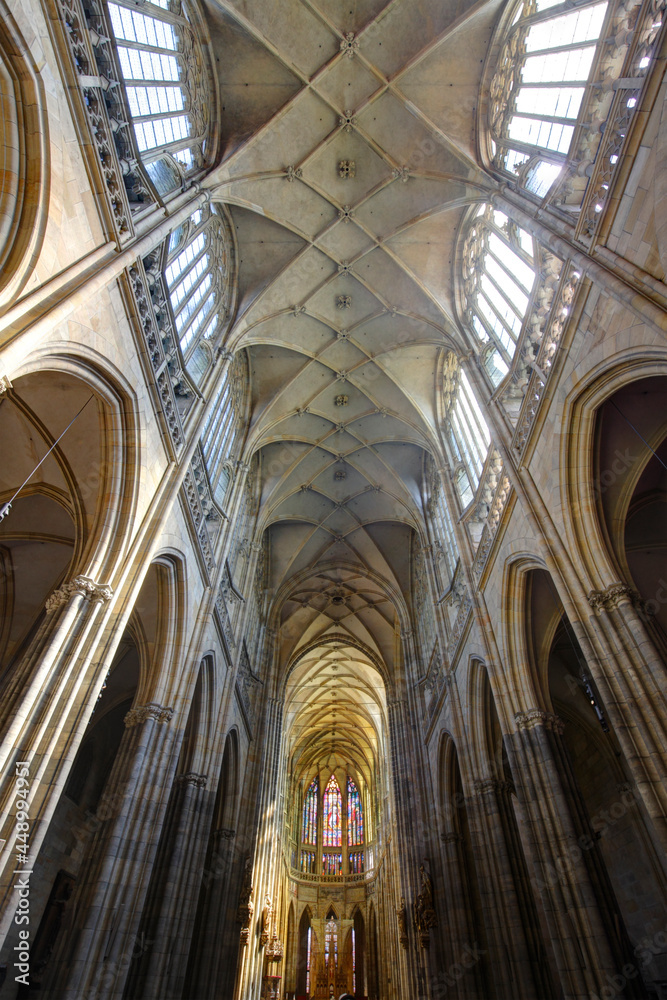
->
{"left": 322, "top": 853, "right": 342, "bottom": 875}
{"left": 323, "top": 774, "right": 342, "bottom": 846}
{"left": 347, "top": 776, "right": 364, "bottom": 845}
{"left": 302, "top": 778, "right": 318, "bottom": 845}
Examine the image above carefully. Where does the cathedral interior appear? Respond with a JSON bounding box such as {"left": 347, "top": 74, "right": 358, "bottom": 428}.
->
{"left": 0, "top": 0, "right": 666, "bottom": 996}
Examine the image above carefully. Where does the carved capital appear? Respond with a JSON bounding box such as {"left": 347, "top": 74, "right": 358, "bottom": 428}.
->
{"left": 0, "top": 374, "right": 12, "bottom": 394}
{"left": 176, "top": 772, "right": 208, "bottom": 789}
{"left": 587, "top": 583, "right": 640, "bottom": 613}
{"left": 124, "top": 703, "right": 174, "bottom": 728}
{"left": 515, "top": 710, "right": 564, "bottom": 735}
{"left": 45, "top": 575, "right": 113, "bottom": 614}
{"left": 473, "top": 777, "right": 514, "bottom": 796}
{"left": 440, "top": 830, "right": 462, "bottom": 845}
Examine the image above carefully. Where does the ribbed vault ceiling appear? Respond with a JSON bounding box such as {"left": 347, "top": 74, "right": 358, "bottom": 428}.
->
{"left": 202, "top": 0, "right": 502, "bottom": 751}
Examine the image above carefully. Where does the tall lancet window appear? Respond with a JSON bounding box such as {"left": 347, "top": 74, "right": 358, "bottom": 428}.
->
{"left": 325, "top": 913, "right": 338, "bottom": 966}
{"left": 446, "top": 366, "right": 491, "bottom": 508}
{"left": 200, "top": 351, "right": 247, "bottom": 506}
{"left": 107, "top": 0, "right": 211, "bottom": 191}
{"left": 165, "top": 207, "right": 228, "bottom": 357}
{"left": 323, "top": 774, "right": 342, "bottom": 847}
{"left": 462, "top": 205, "right": 538, "bottom": 384}
{"left": 347, "top": 777, "right": 364, "bottom": 846}
{"left": 302, "top": 778, "right": 318, "bottom": 846}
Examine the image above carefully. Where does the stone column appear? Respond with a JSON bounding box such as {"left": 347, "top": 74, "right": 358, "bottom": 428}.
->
{"left": 0, "top": 576, "right": 113, "bottom": 943}
{"left": 585, "top": 584, "right": 667, "bottom": 854}
{"left": 42, "top": 701, "right": 179, "bottom": 1000}
{"left": 507, "top": 710, "right": 622, "bottom": 1000}
{"left": 465, "top": 777, "right": 539, "bottom": 999}
{"left": 463, "top": 353, "right": 667, "bottom": 863}
{"left": 437, "top": 830, "right": 485, "bottom": 1000}
{"left": 134, "top": 770, "right": 212, "bottom": 1000}
{"left": 235, "top": 697, "right": 284, "bottom": 1000}
{"left": 386, "top": 697, "right": 423, "bottom": 998}
{"left": 188, "top": 824, "right": 242, "bottom": 1000}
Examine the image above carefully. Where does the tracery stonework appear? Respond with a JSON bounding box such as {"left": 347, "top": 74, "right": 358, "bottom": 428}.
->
{"left": 45, "top": 576, "right": 113, "bottom": 613}
{"left": 124, "top": 703, "right": 174, "bottom": 727}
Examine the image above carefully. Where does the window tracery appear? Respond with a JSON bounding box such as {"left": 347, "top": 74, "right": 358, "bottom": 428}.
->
{"left": 200, "top": 350, "right": 248, "bottom": 506}
{"left": 297, "top": 773, "right": 368, "bottom": 875}
{"left": 461, "top": 205, "right": 537, "bottom": 382}
{"left": 489, "top": 0, "right": 610, "bottom": 197}
{"left": 442, "top": 358, "right": 492, "bottom": 509}
{"left": 165, "top": 206, "right": 230, "bottom": 359}
{"left": 487, "top": 0, "right": 666, "bottom": 220}
{"left": 424, "top": 456, "right": 458, "bottom": 589}
{"left": 325, "top": 914, "right": 338, "bottom": 965}
{"left": 107, "top": 0, "right": 212, "bottom": 194}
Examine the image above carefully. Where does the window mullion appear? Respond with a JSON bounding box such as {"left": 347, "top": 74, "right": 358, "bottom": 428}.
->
{"left": 484, "top": 271, "right": 523, "bottom": 323}
{"left": 478, "top": 292, "right": 517, "bottom": 346}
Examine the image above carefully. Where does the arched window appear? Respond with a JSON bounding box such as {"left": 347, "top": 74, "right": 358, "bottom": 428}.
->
{"left": 347, "top": 777, "right": 364, "bottom": 846}
{"left": 462, "top": 205, "right": 538, "bottom": 381}
{"left": 425, "top": 456, "right": 458, "bottom": 589}
{"left": 107, "top": 0, "right": 211, "bottom": 193}
{"left": 302, "top": 778, "right": 318, "bottom": 846}
{"left": 165, "top": 206, "right": 230, "bottom": 359}
{"left": 323, "top": 774, "right": 342, "bottom": 847}
{"left": 305, "top": 925, "right": 312, "bottom": 995}
{"left": 325, "top": 912, "right": 338, "bottom": 966}
{"left": 443, "top": 361, "right": 492, "bottom": 508}
{"left": 489, "top": 0, "right": 609, "bottom": 196}
{"left": 200, "top": 351, "right": 247, "bottom": 506}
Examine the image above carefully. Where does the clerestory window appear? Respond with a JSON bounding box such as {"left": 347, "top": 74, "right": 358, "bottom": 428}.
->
{"left": 165, "top": 207, "right": 227, "bottom": 357}
{"left": 199, "top": 350, "right": 247, "bottom": 506}
{"left": 462, "top": 204, "right": 538, "bottom": 383}
{"left": 489, "top": 0, "right": 609, "bottom": 197}
{"left": 302, "top": 778, "right": 318, "bottom": 845}
{"left": 107, "top": 0, "right": 211, "bottom": 193}
{"left": 442, "top": 354, "right": 492, "bottom": 508}
{"left": 297, "top": 773, "right": 367, "bottom": 875}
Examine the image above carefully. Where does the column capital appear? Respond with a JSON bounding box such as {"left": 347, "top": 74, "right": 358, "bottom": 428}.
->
{"left": 587, "top": 582, "right": 645, "bottom": 613}
{"left": 176, "top": 771, "right": 208, "bottom": 788}
{"left": 440, "top": 830, "right": 462, "bottom": 844}
{"left": 124, "top": 702, "right": 174, "bottom": 727}
{"left": 515, "top": 709, "right": 564, "bottom": 735}
{"left": 0, "top": 374, "right": 12, "bottom": 394}
{"left": 473, "top": 777, "right": 515, "bottom": 796}
{"left": 45, "top": 575, "right": 113, "bottom": 613}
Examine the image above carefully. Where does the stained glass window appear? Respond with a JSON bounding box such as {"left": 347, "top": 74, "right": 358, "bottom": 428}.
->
{"left": 301, "top": 851, "right": 316, "bottom": 874}
{"left": 347, "top": 777, "right": 364, "bottom": 846}
{"left": 325, "top": 915, "right": 338, "bottom": 965}
{"left": 322, "top": 852, "right": 342, "bottom": 875}
{"left": 323, "top": 774, "right": 342, "bottom": 847}
{"left": 352, "top": 927, "right": 356, "bottom": 993}
{"left": 306, "top": 926, "right": 312, "bottom": 994}
{"left": 349, "top": 851, "right": 364, "bottom": 874}
{"left": 302, "top": 778, "right": 318, "bottom": 845}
